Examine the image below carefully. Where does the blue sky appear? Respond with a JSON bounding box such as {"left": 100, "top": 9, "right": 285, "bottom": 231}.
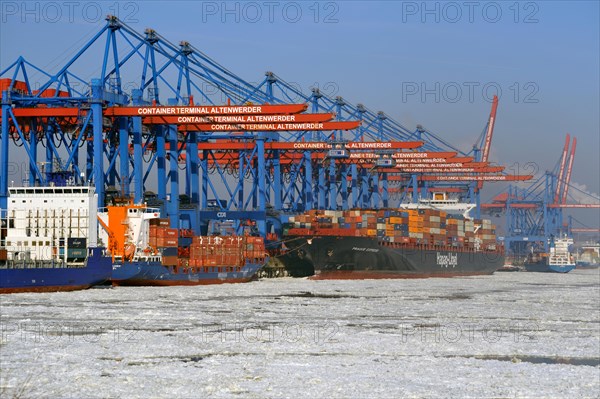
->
{"left": 1, "top": 1, "right": 599, "bottom": 227}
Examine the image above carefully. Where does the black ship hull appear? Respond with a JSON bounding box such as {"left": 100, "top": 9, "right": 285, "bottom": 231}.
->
{"left": 281, "top": 236, "right": 503, "bottom": 279}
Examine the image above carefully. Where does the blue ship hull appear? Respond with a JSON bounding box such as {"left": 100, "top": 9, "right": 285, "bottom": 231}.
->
{"left": 524, "top": 262, "right": 576, "bottom": 273}
{"left": 0, "top": 248, "right": 112, "bottom": 293}
{"left": 576, "top": 261, "right": 599, "bottom": 269}
{"left": 111, "top": 259, "right": 264, "bottom": 286}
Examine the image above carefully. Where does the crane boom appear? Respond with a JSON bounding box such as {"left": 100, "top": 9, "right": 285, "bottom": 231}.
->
{"left": 481, "top": 95, "right": 499, "bottom": 164}
{"left": 554, "top": 134, "right": 570, "bottom": 204}
{"left": 477, "top": 95, "right": 498, "bottom": 190}
{"left": 561, "top": 137, "right": 577, "bottom": 204}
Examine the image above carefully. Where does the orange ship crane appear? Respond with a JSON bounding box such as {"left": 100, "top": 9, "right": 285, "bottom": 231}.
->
{"left": 560, "top": 137, "right": 577, "bottom": 205}
{"left": 481, "top": 95, "right": 498, "bottom": 166}
{"left": 554, "top": 134, "right": 571, "bottom": 204}
{"left": 475, "top": 95, "right": 499, "bottom": 192}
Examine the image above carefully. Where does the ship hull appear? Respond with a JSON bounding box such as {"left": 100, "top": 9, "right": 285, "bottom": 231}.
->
{"left": 277, "top": 253, "right": 315, "bottom": 277}
{"left": 0, "top": 248, "right": 112, "bottom": 294}
{"left": 282, "top": 236, "right": 503, "bottom": 279}
{"left": 524, "top": 262, "right": 576, "bottom": 273}
{"left": 111, "top": 260, "right": 264, "bottom": 286}
{"left": 575, "top": 261, "right": 599, "bottom": 270}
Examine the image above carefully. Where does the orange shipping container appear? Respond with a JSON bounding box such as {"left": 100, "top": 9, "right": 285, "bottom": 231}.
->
{"left": 162, "top": 255, "right": 178, "bottom": 266}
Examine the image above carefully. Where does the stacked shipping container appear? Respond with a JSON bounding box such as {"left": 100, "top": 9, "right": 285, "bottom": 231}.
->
{"left": 147, "top": 219, "right": 266, "bottom": 270}
{"left": 285, "top": 209, "right": 500, "bottom": 252}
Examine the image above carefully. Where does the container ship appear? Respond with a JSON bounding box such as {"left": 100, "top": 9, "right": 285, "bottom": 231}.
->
{"left": 524, "top": 236, "right": 576, "bottom": 273}
{"left": 97, "top": 203, "right": 267, "bottom": 286}
{"left": 279, "top": 205, "right": 504, "bottom": 279}
{"left": 0, "top": 185, "right": 112, "bottom": 293}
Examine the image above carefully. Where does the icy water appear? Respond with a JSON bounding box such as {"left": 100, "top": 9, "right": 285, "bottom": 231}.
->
{"left": 1, "top": 270, "right": 599, "bottom": 398}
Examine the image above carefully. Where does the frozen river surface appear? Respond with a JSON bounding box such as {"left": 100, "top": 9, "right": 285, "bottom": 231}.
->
{"left": 1, "top": 269, "right": 599, "bottom": 398}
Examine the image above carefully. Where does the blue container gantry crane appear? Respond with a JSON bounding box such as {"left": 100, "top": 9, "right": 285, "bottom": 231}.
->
{"left": 1, "top": 16, "right": 532, "bottom": 239}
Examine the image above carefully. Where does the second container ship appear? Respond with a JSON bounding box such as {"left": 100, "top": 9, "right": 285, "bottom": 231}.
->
{"left": 523, "top": 236, "right": 576, "bottom": 273}
{"left": 280, "top": 202, "right": 504, "bottom": 279}
{"left": 98, "top": 203, "right": 267, "bottom": 286}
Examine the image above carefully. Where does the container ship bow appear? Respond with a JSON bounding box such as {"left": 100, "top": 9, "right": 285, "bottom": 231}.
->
{"left": 280, "top": 204, "right": 504, "bottom": 279}
{"left": 98, "top": 202, "right": 267, "bottom": 286}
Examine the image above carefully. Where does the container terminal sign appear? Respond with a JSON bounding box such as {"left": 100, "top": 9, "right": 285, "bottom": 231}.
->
{"left": 106, "top": 104, "right": 308, "bottom": 116}
{"left": 138, "top": 106, "right": 263, "bottom": 115}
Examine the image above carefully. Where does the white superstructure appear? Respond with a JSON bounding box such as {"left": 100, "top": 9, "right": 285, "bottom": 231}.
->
{"left": 1, "top": 186, "right": 98, "bottom": 261}
{"left": 400, "top": 192, "right": 476, "bottom": 219}
{"left": 549, "top": 236, "right": 575, "bottom": 267}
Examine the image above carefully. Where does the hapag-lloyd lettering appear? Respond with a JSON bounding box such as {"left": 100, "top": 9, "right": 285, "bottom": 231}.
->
{"left": 437, "top": 252, "right": 458, "bottom": 268}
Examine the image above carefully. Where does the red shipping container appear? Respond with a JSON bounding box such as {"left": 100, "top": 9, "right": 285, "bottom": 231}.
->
{"left": 149, "top": 218, "right": 170, "bottom": 227}
{"left": 157, "top": 228, "right": 178, "bottom": 238}
{"left": 157, "top": 238, "right": 178, "bottom": 247}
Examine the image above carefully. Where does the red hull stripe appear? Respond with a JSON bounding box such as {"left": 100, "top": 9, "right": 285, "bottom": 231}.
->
{"left": 0, "top": 285, "right": 91, "bottom": 294}
{"left": 310, "top": 271, "right": 494, "bottom": 280}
